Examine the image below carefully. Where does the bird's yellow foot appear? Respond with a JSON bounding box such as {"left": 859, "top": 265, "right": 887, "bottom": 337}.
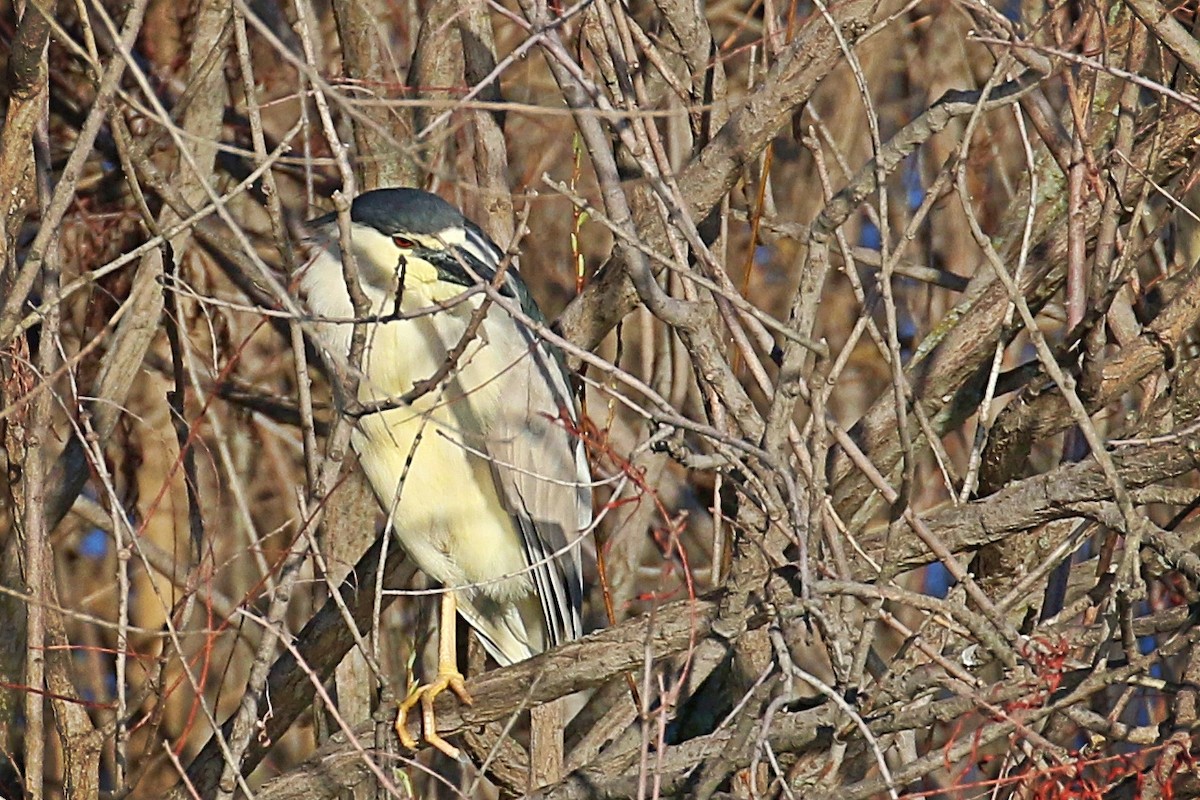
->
{"left": 395, "top": 669, "right": 473, "bottom": 758}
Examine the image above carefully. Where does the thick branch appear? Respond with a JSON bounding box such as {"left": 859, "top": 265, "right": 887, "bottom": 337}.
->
{"left": 861, "top": 437, "right": 1200, "bottom": 576}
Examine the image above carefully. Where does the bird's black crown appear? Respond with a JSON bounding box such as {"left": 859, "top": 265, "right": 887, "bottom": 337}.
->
{"left": 309, "top": 188, "right": 465, "bottom": 236}
{"left": 352, "top": 188, "right": 464, "bottom": 235}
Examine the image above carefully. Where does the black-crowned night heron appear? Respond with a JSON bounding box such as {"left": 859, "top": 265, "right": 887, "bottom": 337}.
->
{"left": 300, "top": 188, "right": 589, "bottom": 759}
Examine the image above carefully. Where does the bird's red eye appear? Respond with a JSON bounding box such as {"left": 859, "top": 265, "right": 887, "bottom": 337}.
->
{"left": 393, "top": 236, "right": 416, "bottom": 249}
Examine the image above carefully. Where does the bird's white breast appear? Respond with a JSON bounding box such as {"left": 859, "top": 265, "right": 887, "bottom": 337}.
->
{"left": 298, "top": 248, "right": 533, "bottom": 601}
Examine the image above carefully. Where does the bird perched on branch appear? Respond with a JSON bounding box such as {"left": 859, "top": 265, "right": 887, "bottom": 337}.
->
{"left": 299, "top": 188, "right": 589, "bottom": 770}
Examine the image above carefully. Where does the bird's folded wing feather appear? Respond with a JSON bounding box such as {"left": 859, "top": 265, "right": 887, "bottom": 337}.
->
{"left": 484, "top": 325, "right": 588, "bottom": 650}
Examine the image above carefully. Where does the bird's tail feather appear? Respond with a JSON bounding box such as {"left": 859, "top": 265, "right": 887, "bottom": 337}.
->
{"left": 456, "top": 591, "right": 545, "bottom": 665}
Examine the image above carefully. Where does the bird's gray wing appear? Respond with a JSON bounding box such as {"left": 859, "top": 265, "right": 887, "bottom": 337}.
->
{"left": 483, "top": 319, "right": 588, "bottom": 650}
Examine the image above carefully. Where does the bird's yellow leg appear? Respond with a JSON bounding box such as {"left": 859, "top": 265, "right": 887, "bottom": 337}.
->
{"left": 395, "top": 590, "right": 473, "bottom": 758}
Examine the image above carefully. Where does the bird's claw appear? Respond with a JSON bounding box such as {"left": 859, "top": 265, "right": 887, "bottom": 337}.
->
{"left": 395, "top": 670, "right": 474, "bottom": 758}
